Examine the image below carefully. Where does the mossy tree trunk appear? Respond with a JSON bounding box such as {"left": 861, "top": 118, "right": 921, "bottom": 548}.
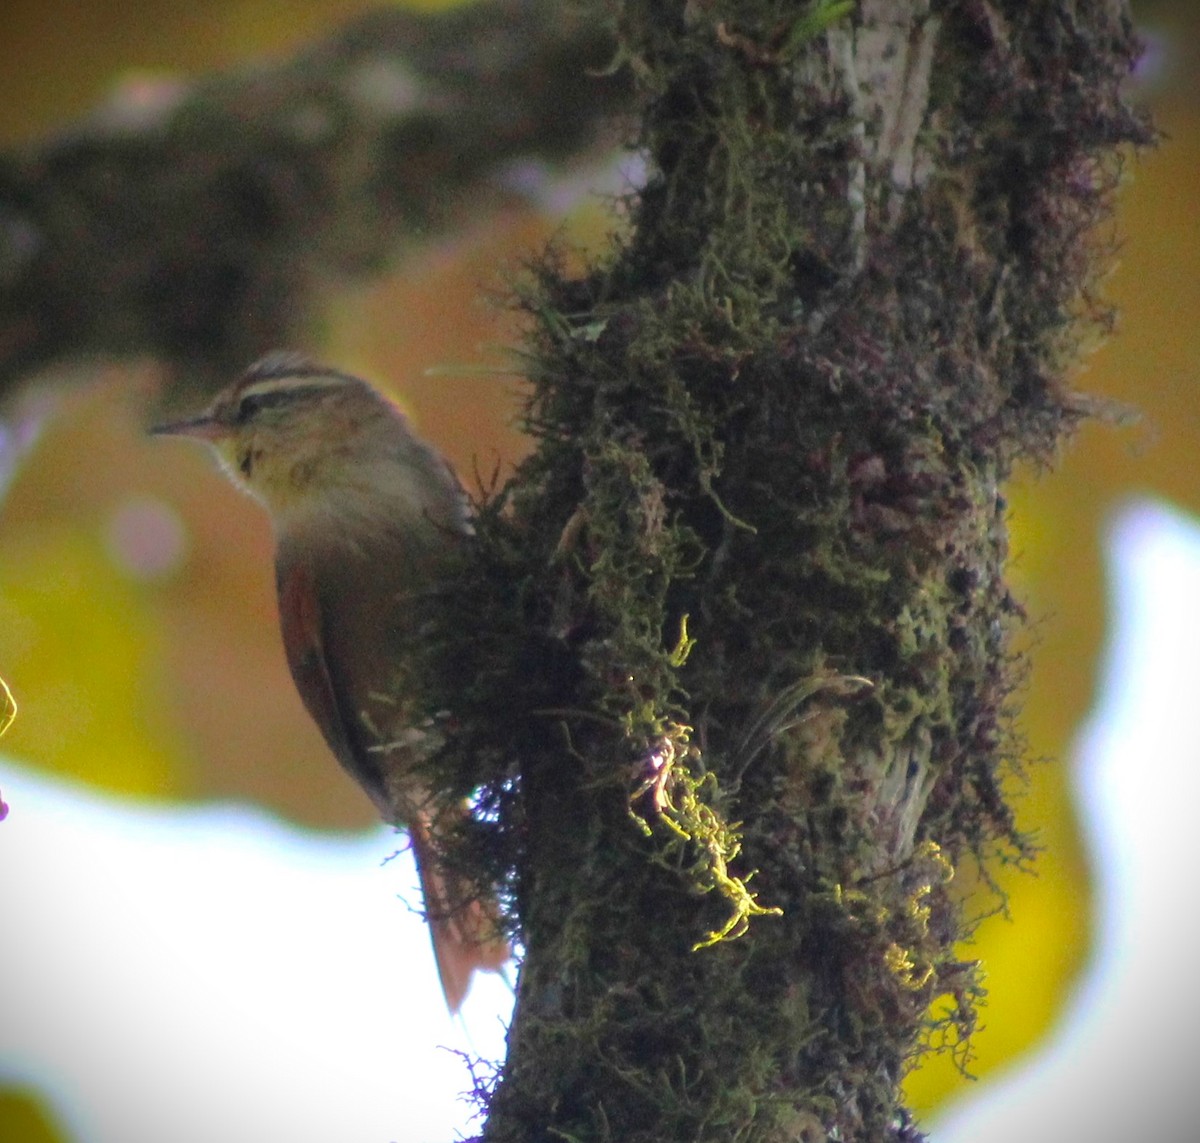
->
{"left": 430, "top": 2, "right": 1149, "bottom": 1140}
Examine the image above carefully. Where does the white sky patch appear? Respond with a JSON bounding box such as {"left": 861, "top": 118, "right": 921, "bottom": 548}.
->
{"left": 0, "top": 769, "right": 513, "bottom": 1143}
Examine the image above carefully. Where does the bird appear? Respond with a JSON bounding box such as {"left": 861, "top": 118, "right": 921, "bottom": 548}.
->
{"left": 151, "top": 351, "right": 509, "bottom": 1011}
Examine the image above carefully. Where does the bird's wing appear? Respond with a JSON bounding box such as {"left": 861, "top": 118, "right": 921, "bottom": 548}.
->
{"left": 275, "top": 543, "right": 389, "bottom": 815}
{"left": 276, "top": 539, "right": 509, "bottom": 1008}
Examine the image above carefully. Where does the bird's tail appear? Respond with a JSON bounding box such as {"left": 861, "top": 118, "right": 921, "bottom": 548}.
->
{"left": 408, "top": 810, "right": 510, "bottom": 1013}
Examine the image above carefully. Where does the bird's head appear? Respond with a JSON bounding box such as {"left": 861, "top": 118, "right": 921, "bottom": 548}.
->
{"left": 151, "top": 353, "right": 468, "bottom": 537}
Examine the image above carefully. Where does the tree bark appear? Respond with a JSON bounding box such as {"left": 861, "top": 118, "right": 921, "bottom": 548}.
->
{"left": 417, "top": 2, "right": 1149, "bottom": 1140}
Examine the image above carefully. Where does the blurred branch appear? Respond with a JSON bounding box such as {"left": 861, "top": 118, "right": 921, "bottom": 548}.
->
{"left": 0, "top": 0, "right": 628, "bottom": 398}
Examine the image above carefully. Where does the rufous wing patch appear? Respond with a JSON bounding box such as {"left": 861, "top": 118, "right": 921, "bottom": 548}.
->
{"left": 275, "top": 547, "right": 388, "bottom": 814}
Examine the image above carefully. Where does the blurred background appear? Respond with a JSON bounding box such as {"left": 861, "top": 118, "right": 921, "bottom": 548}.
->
{"left": 0, "top": 1, "right": 1196, "bottom": 1140}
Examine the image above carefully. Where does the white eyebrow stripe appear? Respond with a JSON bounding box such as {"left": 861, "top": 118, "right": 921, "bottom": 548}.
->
{"left": 237, "top": 374, "right": 351, "bottom": 401}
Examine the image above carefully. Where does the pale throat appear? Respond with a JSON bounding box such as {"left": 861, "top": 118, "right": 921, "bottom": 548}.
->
{"left": 210, "top": 427, "right": 452, "bottom": 557}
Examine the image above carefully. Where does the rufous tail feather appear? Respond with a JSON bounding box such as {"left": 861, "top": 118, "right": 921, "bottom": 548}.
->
{"left": 409, "top": 812, "right": 510, "bottom": 1013}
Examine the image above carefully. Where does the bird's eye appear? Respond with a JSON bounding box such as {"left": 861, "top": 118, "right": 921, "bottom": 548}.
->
{"left": 234, "top": 394, "right": 267, "bottom": 424}
{"left": 233, "top": 386, "right": 298, "bottom": 424}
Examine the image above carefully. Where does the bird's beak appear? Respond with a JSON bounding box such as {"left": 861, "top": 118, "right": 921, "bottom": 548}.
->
{"left": 149, "top": 414, "right": 224, "bottom": 442}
